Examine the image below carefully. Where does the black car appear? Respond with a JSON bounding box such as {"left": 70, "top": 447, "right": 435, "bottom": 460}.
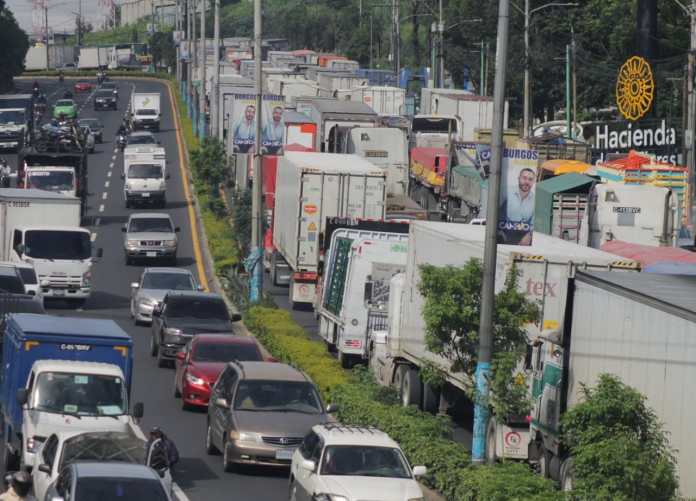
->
{"left": 150, "top": 291, "right": 242, "bottom": 368}
{"left": 78, "top": 118, "right": 104, "bottom": 142}
{"left": 93, "top": 90, "right": 117, "bottom": 110}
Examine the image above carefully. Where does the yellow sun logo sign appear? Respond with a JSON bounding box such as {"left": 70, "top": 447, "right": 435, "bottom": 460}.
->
{"left": 616, "top": 56, "right": 654, "bottom": 121}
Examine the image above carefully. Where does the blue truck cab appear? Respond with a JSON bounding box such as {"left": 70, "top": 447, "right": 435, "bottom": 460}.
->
{"left": 0, "top": 314, "right": 144, "bottom": 471}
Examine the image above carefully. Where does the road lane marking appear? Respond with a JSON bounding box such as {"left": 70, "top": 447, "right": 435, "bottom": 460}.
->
{"left": 113, "top": 148, "right": 118, "bottom": 154}
{"left": 101, "top": 192, "right": 108, "bottom": 200}
{"left": 104, "top": 181, "right": 110, "bottom": 188}
{"left": 172, "top": 484, "right": 190, "bottom": 501}
{"left": 107, "top": 170, "right": 112, "bottom": 178}
{"left": 98, "top": 204, "right": 104, "bottom": 212}
{"left": 109, "top": 161, "right": 114, "bottom": 168}
{"left": 167, "top": 82, "right": 209, "bottom": 291}
{"left": 95, "top": 217, "right": 101, "bottom": 226}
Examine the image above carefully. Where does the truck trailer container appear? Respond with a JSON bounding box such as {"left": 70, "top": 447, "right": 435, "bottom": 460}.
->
{"left": 271, "top": 152, "right": 387, "bottom": 307}
{"left": 335, "top": 86, "right": 406, "bottom": 116}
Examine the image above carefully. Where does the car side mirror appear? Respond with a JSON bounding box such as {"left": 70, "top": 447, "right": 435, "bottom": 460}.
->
{"left": 14, "top": 244, "right": 25, "bottom": 256}
{"left": 412, "top": 465, "right": 427, "bottom": 477}
{"left": 326, "top": 403, "right": 338, "bottom": 414}
{"left": 300, "top": 459, "right": 316, "bottom": 472}
{"left": 231, "top": 313, "right": 242, "bottom": 322}
{"left": 121, "top": 226, "right": 127, "bottom": 232}
{"left": 38, "top": 463, "right": 51, "bottom": 474}
{"left": 16, "top": 388, "right": 27, "bottom": 405}
{"left": 95, "top": 248, "right": 104, "bottom": 259}
{"left": 152, "top": 305, "right": 162, "bottom": 316}
{"left": 174, "top": 227, "right": 180, "bottom": 233}
{"left": 131, "top": 282, "right": 139, "bottom": 289}
{"left": 214, "top": 397, "right": 229, "bottom": 409}
{"left": 132, "top": 402, "right": 144, "bottom": 419}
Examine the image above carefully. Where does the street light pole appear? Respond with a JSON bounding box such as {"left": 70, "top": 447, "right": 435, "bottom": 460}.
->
{"left": 199, "top": 0, "right": 206, "bottom": 138}
{"left": 438, "top": 0, "right": 444, "bottom": 87}
{"left": 523, "top": 0, "right": 530, "bottom": 136}
{"left": 212, "top": 0, "right": 220, "bottom": 139}
{"left": 45, "top": 3, "right": 49, "bottom": 70}
{"left": 472, "top": 0, "right": 510, "bottom": 465}
{"left": 687, "top": 1, "right": 696, "bottom": 230}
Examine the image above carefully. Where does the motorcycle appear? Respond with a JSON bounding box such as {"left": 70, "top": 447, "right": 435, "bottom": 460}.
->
{"left": 117, "top": 134, "right": 127, "bottom": 151}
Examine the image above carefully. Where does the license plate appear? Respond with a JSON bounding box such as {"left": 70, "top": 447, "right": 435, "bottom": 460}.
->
{"left": 146, "top": 251, "right": 157, "bottom": 257}
{"left": 275, "top": 449, "right": 294, "bottom": 461}
{"left": 141, "top": 193, "right": 150, "bottom": 198}
{"left": 53, "top": 290, "right": 65, "bottom": 297}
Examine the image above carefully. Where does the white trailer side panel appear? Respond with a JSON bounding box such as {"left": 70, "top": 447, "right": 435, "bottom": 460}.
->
{"left": 568, "top": 275, "right": 696, "bottom": 497}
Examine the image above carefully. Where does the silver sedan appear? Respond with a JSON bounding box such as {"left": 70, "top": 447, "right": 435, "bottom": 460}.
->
{"left": 130, "top": 267, "right": 201, "bottom": 325}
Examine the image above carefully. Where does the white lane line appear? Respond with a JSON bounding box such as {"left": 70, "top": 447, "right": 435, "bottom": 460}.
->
{"left": 104, "top": 181, "right": 110, "bottom": 188}
{"left": 112, "top": 155, "right": 117, "bottom": 161}
{"left": 113, "top": 149, "right": 118, "bottom": 155}
{"left": 98, "top": 204, "right": 105, "bottom": 212}
{"left": 90, "top": 232, "right": 97, "bottom": 242}
{"left": 107, "top": 170, "right": 112, "bottom": 178}
{"left": 109, "top": 161, "right": 114, "bottom": 169}
{"left": 172, "top": 484, "right": 190, "bottom": 501}
{"left": 101, "top": 192, "right": 108, "bottom": 200}
{"left": 95, "top": 217, "right": 101, "bottom": 226}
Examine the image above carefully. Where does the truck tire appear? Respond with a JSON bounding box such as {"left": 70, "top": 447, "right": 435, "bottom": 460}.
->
{"left": 422, "top": 381, "right": 440, "bottom": 414}
{"left": 270, "top": 252, "right": 279, "bottom": 286}
{"left": 560, "top": 457, "right": 575, "bottom": 492}
{"left": 3, "top": 446, "right": 18, "bottom": 472}
{"left": 486, "top": 419, "right": 498, "bottom": 464}
{"left": 401, "top": 368, "right": 421, "bottom": 408}
{"left": 339, "top": 351, "right": 353, "bottom": 369}
{"left": 156, "top": 348, "right": 167, "bottom": 368}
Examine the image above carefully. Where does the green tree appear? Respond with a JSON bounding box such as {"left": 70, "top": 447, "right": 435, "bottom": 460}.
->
{"left": 150, "top": 31, "right": 176, "bottom": 70}
{"left": 0, "top": 0, "right": 28, "bottom": 92}
{"left": 418, "top": 260, "right": 538, "bottom": 418}
{"left": 562, "top": 374, "right": 678, "bottom": 500}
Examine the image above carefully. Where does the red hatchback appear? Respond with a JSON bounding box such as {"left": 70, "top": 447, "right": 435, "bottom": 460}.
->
{"left": 74, "top": 80, "right": 92, "bottom": 92}
{"left": 174, "top": 334, "right": 265, "bottom": 409}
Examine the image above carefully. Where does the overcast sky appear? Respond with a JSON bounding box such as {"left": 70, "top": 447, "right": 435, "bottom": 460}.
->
{"left": 5, "top": 0, "right": 104, "bottom": 37}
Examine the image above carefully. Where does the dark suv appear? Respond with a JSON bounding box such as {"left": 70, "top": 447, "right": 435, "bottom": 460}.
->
{"left": 150, "top": 291, "right": 241, "bottom": 367}
{"left": 93, "top": 90, "right": 117, "bottom": 110}
{"left": 205, "top": 361, "right": 335, "bottom": 472}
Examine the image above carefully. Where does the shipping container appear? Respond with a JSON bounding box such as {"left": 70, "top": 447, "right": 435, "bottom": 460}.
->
{"left": 335, "top": 86, "right": 406, "bottom": 116}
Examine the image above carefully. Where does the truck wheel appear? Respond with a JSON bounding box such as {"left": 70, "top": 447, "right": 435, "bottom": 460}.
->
{"left": 150, "top": 335, "right": 158, "bottom": 357}
{"left": 486, "top": 419, "right": 498, "bottom": 464}
{"left": 3, "top": 447, "right": 18, "bottom": 472}
{"left": 560, "top": 457, "right": 575, "bottom": 492}
{"left": 270, "top": 252, "right": 279, "bottom": 286}
{"left": 401, "top": 368, "right": 422, "bottom": 408}
{"left": 125, "top": 255, "right": 132, "bottom": 266}
{"left": 156, "top": 348, "right": 167, "bottom": 368}
{"left": 125, "top": 199, "right": 131, "bottom": 209}
{"left": 339, "top": 351, "right": 353, "bottom": 369}
{"left": 422, "top": 381, "right": 440, "bottom": 414}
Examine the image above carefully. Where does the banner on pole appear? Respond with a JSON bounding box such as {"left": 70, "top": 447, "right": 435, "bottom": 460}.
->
{"left": 230, "top": 93, "right": 285, "bottom": 155}
{"left": 497, "top": 147, "right": 539, "bottom": 246}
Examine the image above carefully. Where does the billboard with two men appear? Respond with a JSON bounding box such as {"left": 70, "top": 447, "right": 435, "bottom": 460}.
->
{"left": 229, "top": 93, "right": 285, "bottom": 155}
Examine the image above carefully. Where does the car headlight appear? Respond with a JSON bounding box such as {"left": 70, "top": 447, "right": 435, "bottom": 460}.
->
{"left": 126, "top": 239, "right": 139, "bottom": 250}
{"left": 163, "top": 327, "right": 183, "bottom": 343}
{"left": 185, "top": 372, "right": 207, "bottom": 386}
{"left": 313, "top": 495, "right": 348, "bottom": 501}
{"left": 82, "top": 270, "right": 91, "bottom": 286}
{"left": 229, "top": 431, "right": 262, "bottom": 444}
{"left": 140, "top": 296, "right": 157, "bottom": 307}
{"left": 163, "top": 239, "right": 177, "bottom": 248}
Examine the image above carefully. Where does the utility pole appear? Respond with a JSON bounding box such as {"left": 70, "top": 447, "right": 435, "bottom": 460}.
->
{"left": 472, "top": 0, "right": 510, "bottom": 464}
{"left": 249, "top": 0, "right": 264, "bottom": 303}
{"left": 45, "top": 3, "right": 49, "bottom": 70}
{"left": 687, "top": 1, "right": 696, "bottom": 230}
{"left": 565, "top": 44, "right": 571, "bottom": 138}
{"left": 480, "top": 40, "right": 485, "bottom": 95}
{"left": 393, "top": 0, "right": 400, "bottom": 74}
{"left": 191, "top": 0, "right": 197, "bottom": 121}
{"left": 211, "top": 0, "right": 220, "bottom": 138}
{"left": 186, "top": 0, "right": 193, "bottom": 114}
{"left": 77, "top": 0, "right": 83, "bottom": 46}
{"left": 523, "top": 0, "right": 529, "bottom": 136}
{"left": 199, "top": 0, "right": 206, "bottom": 138}
{"left": 572, "top": 32, "right": 577, "bottom": 139}
{"left": 438, "top": 0, "right": 444, "bottom": 87}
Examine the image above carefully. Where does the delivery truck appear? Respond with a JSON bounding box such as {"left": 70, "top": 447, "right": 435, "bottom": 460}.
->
{"left": 0, "top": 189, "right": 100, "bottom": 303}
{"left": 335, "top": 86, "right": 406, "bottom": 116}
{"left": 367, "top": 222, "right": 638, "bottom": 459}
{"left": 129, "top": 93, "right": 161, "bottom": 131}
{"left": 318, "top": 230, "right": 409, "bottom": 367}
{"left": 0, "top": 95, "right": 34, "bottom": 142}
{"left": 271, "top": 152, "right": 387, "bottom": 308}
{"left": 122, "top": 146, "right": 168, "bottom": 208}
{"left": 0, "top": 313, "right": 143, "bottom": 470}
{"left": 528, "top": 271, "right": 696, "bottom": 496}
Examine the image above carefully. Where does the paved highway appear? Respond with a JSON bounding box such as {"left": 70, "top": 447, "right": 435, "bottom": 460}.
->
{"left": 8, "top": 77, "right": 288, "bottom": 501}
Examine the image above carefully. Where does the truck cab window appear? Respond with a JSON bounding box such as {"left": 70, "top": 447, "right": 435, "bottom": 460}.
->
{"left": 12, "top": 230, "right": 21, "bottom": 250}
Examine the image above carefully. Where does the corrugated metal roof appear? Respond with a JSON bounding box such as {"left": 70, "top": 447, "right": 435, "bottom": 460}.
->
{"left": 577, "top": 270, "right": 696, "bottom": 316}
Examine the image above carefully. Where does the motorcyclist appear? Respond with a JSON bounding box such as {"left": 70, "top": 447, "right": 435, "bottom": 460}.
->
{"left": 58, "top": 70, "right": 64, "bottom": 83}
{"left": 63, "top": 90, "right": 72, "bottom": 99}
{"left": 117, "top": 120, "right": 128, "bottom": 137}
{"left": 0, "top": 471, "right": 36, "bottom": 500}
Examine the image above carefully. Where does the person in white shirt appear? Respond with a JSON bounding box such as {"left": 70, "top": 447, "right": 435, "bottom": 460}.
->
{"left": 506, "top": 168, "right": 535, "bottom": 224}
{"left": 262, "top": 106, "right": 284, "bottom": 154}
{"left": 232, "top": 104, "right": 256, "bottom": 153}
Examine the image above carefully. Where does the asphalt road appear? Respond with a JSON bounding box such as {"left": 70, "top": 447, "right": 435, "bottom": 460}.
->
{"left": 8, "top": 77, "right": 288, "bottom": 501}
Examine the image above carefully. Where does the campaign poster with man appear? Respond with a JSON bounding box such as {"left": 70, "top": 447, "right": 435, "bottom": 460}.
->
{"left": 230, "top": 94, "right": 285, "bottom": 154}
{"left": 497, "top": 147, "right": 539, "bottom": 246}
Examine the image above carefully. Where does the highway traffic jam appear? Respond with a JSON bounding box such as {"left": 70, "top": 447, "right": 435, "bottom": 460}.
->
{"left": 0, "top": 76, "right": 432, "bottom": 501}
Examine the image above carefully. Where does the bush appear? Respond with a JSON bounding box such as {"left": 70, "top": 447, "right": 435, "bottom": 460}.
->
{"left": 231, "top": 189, "right": 252, "bottom": 256}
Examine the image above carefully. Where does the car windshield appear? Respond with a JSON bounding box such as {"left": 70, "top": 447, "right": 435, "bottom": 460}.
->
{"left": 32, "top": 372, "right": 127, "bottom": 416}
{"left": 96, "top": 92, "right": 113, "bottom": 99}
{"left": 411, "top": 117, "right": 457, "bottom": 134}
{"left": 142, "top": 272, "right": 193, "bottom": 290}
{"left": 75, "top": 477, "right": 168, "bottom": 501}
{"left": 320, "top": 445, "right": 412, "bottom": 479}
{"left": 0, "top": 110, "right": 25, "bottom": 125}
{"left": 193, "top": 342, "right": 261, "bottom": 362}
{"left": 79, "top": 119, "right": 102, "bottom": 128}
{"left": 25, "top": 230, "right": 91, "bottom": 260}
{"left": 127, "top": 135, "right": 156, "bottom": 145}
{"left": 27, "top": 171, "right": 75, "bottom": 192}
{"left": 17, "top": 267, "right": 37, "bottom": 285}
{"left": 55, "top": 100, "right": 74, "bottom": 107}
{"left": 138, "top": 109, "right": 157, "bottom": 116}
{"left": 166, "top": 297, "right": 229, "bottom": 320}
{"left": 128, "top": 217, "right": 173, "bottom": 233}
{"left": 127, "top": 164, "right": 162, "bottom": 179}
{"left": 233, "top": 380, "right": 322, "bottom": 414}
{"left": 102, "top": 83, "right": 116, "bottom": 89}
{"left": 60, "top": 433, "right": 146, "bottom": 472}
{"left": 0, "top": 275, "right": 25, "bottom": 294}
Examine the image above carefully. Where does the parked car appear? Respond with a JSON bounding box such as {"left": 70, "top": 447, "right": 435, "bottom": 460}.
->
{"left": 32, "top": 430, "right": 165, "bottom": 501}
{"left": 0, "top": 263, "right": 29, "bottom": 295}
{"left": 44, "top": 461, "right": 172, "bottom": 501}
{"left": 289, "top": 424, "right": 427, "bottom": 501}
{"left": 122, "top": 213, "right": 180, "bottom": 265}
{"left": 205, "top": 361, "right": 336, "bottom": 471}
{"left": 126, "top": 131, "right": 158, "bottom": 147}
{"left": 174, "top": 334, "right": 265, "bottom": 410}
{"left": 100, "top": 81, "right": 118, "bottom": 97}
{"left": 130, "top": 267, "right": 199, "bottom": 325}
{"left": 150, "top": 291, "right": 242, "bottom": 367}
{"left": 93, "top": 90, "right": 117, "bottom": 111}
{"left": 78, "top": 118, "right": 104, "bottom": 142}
{"left": 73, "top": 80, "right": 92, "bottom": 92}
{"left": 52, "top": 99, "right": 77, "bottom": 120}
{"left": 0, "top": 292, "right": 45, "bottom": 316}
{"left": 0, "top": 261, "right": 41, "bottom": 301}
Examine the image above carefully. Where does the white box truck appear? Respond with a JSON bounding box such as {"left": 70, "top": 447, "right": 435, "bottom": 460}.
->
{"left": 368, "top": 221, "right": 638, "bottom": 458}
{"left": 335, "top": 86, "right": 406, "bottom": 116}
{"left": 130, "top": 93, "right": 161, "bottom": 131}
{"left": 318, "top": 230, "right": 408, "bottom": 368}
{"left": 529, "top": 271, "right": 696, "bottom": 496}
{"left": 271, "top": 152, "right": 387, "bottom": 308}
{"left": 122, "top": 146, "right": 168, "bottom": 208}
{"left": 77, "top": 47, "right": 108, "bottom": 69}
{"left": 0, "top": 189, "right": 100, "bottom": 304}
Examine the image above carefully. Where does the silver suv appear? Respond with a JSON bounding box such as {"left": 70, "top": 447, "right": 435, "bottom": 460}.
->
{"left": 122, "top": 213, "right": 179, "bottom": 265}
